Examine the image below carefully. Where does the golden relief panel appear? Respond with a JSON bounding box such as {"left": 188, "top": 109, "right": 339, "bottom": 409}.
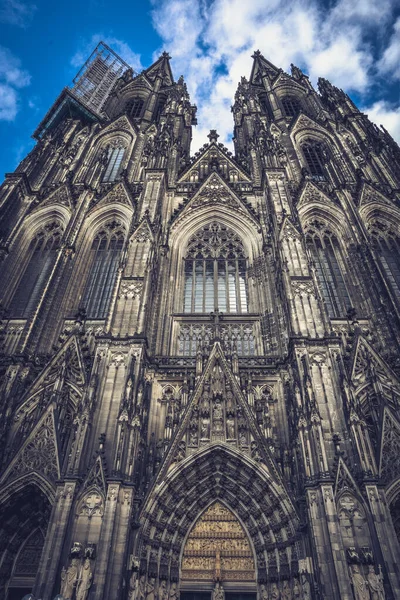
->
{"left": 181, "top": 502, "right": 255, "bottom": 582}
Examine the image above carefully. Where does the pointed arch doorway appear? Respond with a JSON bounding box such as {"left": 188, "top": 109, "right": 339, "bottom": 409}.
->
{"left": 180, "top": 502, "right": 257, "bottom": 600}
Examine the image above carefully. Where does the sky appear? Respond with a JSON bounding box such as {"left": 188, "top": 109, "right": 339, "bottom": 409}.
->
{"left": 0, "top": 0, "right": 400, "bottom": 179}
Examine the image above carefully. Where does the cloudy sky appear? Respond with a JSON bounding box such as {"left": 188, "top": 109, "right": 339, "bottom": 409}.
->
{"left": 0, "top": 0, "right": 399, "bottom": 176}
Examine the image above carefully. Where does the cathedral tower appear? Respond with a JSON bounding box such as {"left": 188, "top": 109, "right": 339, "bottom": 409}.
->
{"left": 1, "top": 42, "right": 400, "bottom": 600}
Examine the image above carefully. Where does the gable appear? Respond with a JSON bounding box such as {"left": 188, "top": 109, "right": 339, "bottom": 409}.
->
{"left": 178, "top": 144, "right": 252, "bottom": 186}
{"left": 94, "top": 182, "right": 136, "bottom": 210}
{"left": 172, "top": 172, "right": 258, "bottom": 226}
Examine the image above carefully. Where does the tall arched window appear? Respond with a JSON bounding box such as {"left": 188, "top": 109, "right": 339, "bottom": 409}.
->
{"left": 82, "top": 221, "right": 125, "bottom": 319}
{"left": 281, "top": 96, "right": 301, "bottom": 117}
{"left": 301, "top": 140, "right": 329, "bottom": 181}
{"left": 103, "top": 144, "right": 126, "bottom": 183}
{"left": 9, "top": 221, "right": 62, "bottom": 318}
{"left": 126, "top": 97, "right": 144, "bottom": 119}
{"left": 183, "top": 223, "right": 248, "bottom": 314}
{"left": 306, "top": 222, "right": 351, "bottom": 318}
{"left": 370, "top": 221, "right": 400, "bottom": 299}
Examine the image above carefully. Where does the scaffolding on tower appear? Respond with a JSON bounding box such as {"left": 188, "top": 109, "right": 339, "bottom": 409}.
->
{"left": 71, "top": 42, "right": 131, "bottom": 115}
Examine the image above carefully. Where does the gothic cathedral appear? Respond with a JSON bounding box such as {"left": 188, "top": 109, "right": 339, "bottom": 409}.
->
{"left": 1, "top": 42, "right": 400, "bottom": 600}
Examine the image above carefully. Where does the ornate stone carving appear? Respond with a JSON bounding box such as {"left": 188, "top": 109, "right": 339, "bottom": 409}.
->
{"left": 120, "top": 279, "right": 144, "bottom": 299}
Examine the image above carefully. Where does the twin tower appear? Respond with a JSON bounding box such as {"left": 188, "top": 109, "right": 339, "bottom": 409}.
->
{"left": 0, "top": 42, "right": 400, "bottom": 600}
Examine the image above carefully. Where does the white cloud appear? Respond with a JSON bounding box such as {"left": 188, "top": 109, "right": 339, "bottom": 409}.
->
{"left": 0, "top": 0, "right": 37, "bottom": 28}
{"left": 71, "top": 34, "right": 143, "bottom": 73}
{"left": 378, "top": 17, "right": 400, "bottom": 80}
{"left": 149, "top": 0, "right": 399, "bottom": 151}
{"left": 0, "top": 46, "right": 30, "bottom": 121}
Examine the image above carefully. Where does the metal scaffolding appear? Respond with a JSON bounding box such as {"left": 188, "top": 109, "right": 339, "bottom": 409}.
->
{"left": 71, "top": 42, "right": 131, "bottom": 115}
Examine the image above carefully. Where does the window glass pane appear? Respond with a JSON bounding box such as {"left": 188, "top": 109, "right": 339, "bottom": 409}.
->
{"left": 228, "top": 261, "right": 237, "bottom": 312}
{"left": 184, "top": 261, "right": 193, "bottom": 312}
{"left": 103, "top": 147, "right": 125, "bottom": 182}
{"left": 218, "top": 261, "right": 227, "bottom": 312}
{"left": 204, "top": 260, "right": 214, "bottom": 312}
{"left": 380, "top": 240, "right": 400, "bottom": 298}
{"left": 194, "top": 260, "right": 204, "bottom": 312}
{"left": 238, "top": 259, "right": 248, "bottom": 312}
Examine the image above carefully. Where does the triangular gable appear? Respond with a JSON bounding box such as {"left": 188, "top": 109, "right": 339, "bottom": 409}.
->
{"left": 154, "top": 342, "right": 284, "bottom": 486}
{"left": 297, "top": 180, "right": 337, "bottom": 210}
{"left": 40, "top": 184, "right": 74, "bottom": 210}
{"left": 359, "top": 182, "right": 392, "bottom": 209}
{"left": 82, "top": 453, "right": 107, "bottom": 494}
{"left": 272, "top": 71, "right": 308, "bottom": 92}
{"left": 250, "top": 51, "right": 280, "bottom": 85}
{"left": 178, "top": 143, "right": 252, "bottom": 185}
{"left": 0, "top": 407, "right": 61, "bottom": 485}
{"left": 379, "top": 407, "right": 400, "bottom": 483}
{"left": 129, "top": 215, "right": 154, "bottom": 244}
{"left": 100, "top": 113, "right": 137, "bottom": 136}
{"left": 349, "top": 335, "right": 400, "bottom": 391}
{"left": 94, "top": 181, "right": 136, "bottom": 210}
{"left": 279, "top": 215, "right": 302, "bottom": 241}
{"left": 290, "top": 113, "right": 328, "bottom": 137}
{"left": 144, "top": 53, "right": 174, "bottom": 87}
{"left": 334, "top": 457, "right": 360, "bottom": 497}
{"left": 14, "top": 336, "right": 87, "bottom": 417}
{"left": 171, "top": 172, "right": 258, "bottom": 225}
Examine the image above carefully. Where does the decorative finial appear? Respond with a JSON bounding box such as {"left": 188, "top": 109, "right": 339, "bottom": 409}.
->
{"left": 162, "top": 51, "right": 171, "bottom": 60}
{"left": 208, "top": 130, "right": 219, "bottom": 143}
{"left": 252, "top": 50, "right": 262, "bottom": 58}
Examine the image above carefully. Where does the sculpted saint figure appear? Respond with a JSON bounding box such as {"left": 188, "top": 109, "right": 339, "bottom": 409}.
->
{"left": 76, "top": 558, "right": 93, "bottom": 600}
{"left": 169, "top": 582, "right": 179, "bottom": 600}
{"left": 213, "top": 582, "right": 225, "bottom": 600}
{"left": 60, "top": 558, "right": 79, "bottom": 600}
{"left": 367, "top": 565, "right": 385, "bottom": 600}
{"left": 270, "top": 583, "right": 280, "bottom": 600}
{"left": 300, "top": 573, "right": 311, "bottom": 600}
{"left": 281, "top": 581, "right": 292, "bottom": 600}
{"left": 259, "top": 583, "right": 269, "bottom": 600}
{"left": 146, "top": 577, "right": 156, "bottom": 600}
{"left": 158, "top": 580, "right": 168, "bottom": 600}
{"left": 350, "top": 565, "right": 369, "bottom": 600}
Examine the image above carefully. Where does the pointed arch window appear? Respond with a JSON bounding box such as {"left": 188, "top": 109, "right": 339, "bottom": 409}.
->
{"left": 126, "top": 96, "right": 144, "bottom": 119}
{"left": 82, "top": 222, "right": 125, "bottom": 319}
{"left": 9, "top": 222, "right": 62, "bottom": 318}
{"left": 306, "top": 223, "right": 351, "bottom": 318}
{"left": 281, "top": 96, "right": 301, "bottom": 118}
{"left": 301, "top": 140, "right": 329, "bottom": 181}
{"left": 183, "top": 223, "right": 248, "bottom": 314}
{"left": 370, "top": 223, "right": 400, "bottom": 299}
{"left": 103, "top": 145, "right": 126, "bottom": 183}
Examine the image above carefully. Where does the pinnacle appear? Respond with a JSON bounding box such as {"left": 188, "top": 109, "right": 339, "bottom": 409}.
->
{"left": 207, "top": 129, "right": 220, "bottom": 143}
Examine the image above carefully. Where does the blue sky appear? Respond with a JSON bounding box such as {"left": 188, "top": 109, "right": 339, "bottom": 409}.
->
{"left": 0, "top": 0, "right": 400, "bottom": 179}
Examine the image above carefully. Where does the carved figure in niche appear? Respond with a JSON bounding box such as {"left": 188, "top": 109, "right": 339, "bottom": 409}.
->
{"left": 212, "top": 363, "right": 224, "bottom": 395}
{"left": 251, "top": 441, "right": 262, "bottom": 462}
{"left": 169, "top": 582, "right": 179, "bottom": 600}
{"left": 137, "top": 575, "right": 146, "bottom": 600}
{"left": 176, "top": 441, "right": 186, "bottom": 462}
{"left": 350, "top": 565, "right": 369, "bottom": 600}
{"left": 146, "top": 577, "right": 156, "bottom": 600}
{"left": 260, "top": 583, "right": 269, "bottom": 600}
{"left": 201, "top": 417, "right": 210, "bottom": 438}
{"left": 189, "top": 430, "right": 198, "bottom": 446}
{"left": 226, "top": 416, "right": 235, "bottom": 439}
{"left": 300, "top": 573, "right": 311, "bottom": 600}
{"left": 60, "top": 558, "right": 79, "bottom": 599}
{"left": 76, "top": 558, "right": 93, "bottom": 600}
{"left": 158, "top": 580, "right": 168, "bottom": 600}
{"left": 213, "top": 582, "right": 225, "bottom": 600}
{"left": 128, "top": 570, "right": 138, "bottom": 599}
{"left": 201, "top": 383, "right": 211, "bottom": 414}
{"left": 292, "top": 579, "right": 301, "bottom": 599}
{"left": 270, "top": 583, "right": 280, "bottom": 599}
{"left": 226, "top": 384, "right": 234, "bottom": 414}
{"left": 213, "top": 396, "right": 223, "bottom": 420}
{"left": 281, "top": 581, "right": 292, "bottom": 600}
{"left": 367, "top": 565, "right": 385, "bottom": 599}
{"left": 239, "top": 431, "right": 247, "bottom": 447}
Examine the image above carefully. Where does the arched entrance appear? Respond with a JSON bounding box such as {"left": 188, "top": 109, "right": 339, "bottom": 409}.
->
{"left": 181, "top": 502, "right": 256, "bottom": 600}
{"left": 0, "top": 483, "right": 52, "bottom": 600}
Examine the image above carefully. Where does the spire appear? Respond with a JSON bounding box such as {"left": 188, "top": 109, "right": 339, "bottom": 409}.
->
{"left": 143, "top": 51, "right": 174, "bottom": 85}
{"left": 249, "top": 49, "right": 280, "bottom": 84}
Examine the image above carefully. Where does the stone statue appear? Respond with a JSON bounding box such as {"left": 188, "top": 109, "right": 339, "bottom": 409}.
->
{"left": 169, "top": 582, "right": 179, "bottom": 600}
{"left": 300, "top": 573, "right": 311, "bottom": 600}
{"left": 213, "top": 582, "right": 225, "bottom": 600}
{"left": 137, "top": 575, "right": 146, "bottom": 600}
{"left": 128, "top": 569, "right": 138, "bottom": 599}
{"left": 281, "top": 581, "right": 292, "bottom": 600}
{"left": 158, "top": 580, "right": 168, "bottom": 600}
{"left": 367, "top": 565, "right": 385, "bottom": 600}
{"left": 259, "top": 583, "right": 269, "bottom": 600}
{"left": 350, "top": 565, "right": 369, "bottom": 600}
{"left": 292, "top": 579, "right": 301, "bottom": 599}
{"left": 60, "top": 558, "right": 79, "bottom": 600}
{"left": 270, "top": 583, "right": 280, "bottom": 599}
{"left": 146, "top": 577, "right": 156, "bottom": 600}
{"left": 76, "top": 558, "right": 93, "bottom": 600}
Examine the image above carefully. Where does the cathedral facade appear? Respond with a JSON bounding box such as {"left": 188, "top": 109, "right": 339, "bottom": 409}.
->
{"left": 1, "top": 42, "right": 400, "bottom": 600}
